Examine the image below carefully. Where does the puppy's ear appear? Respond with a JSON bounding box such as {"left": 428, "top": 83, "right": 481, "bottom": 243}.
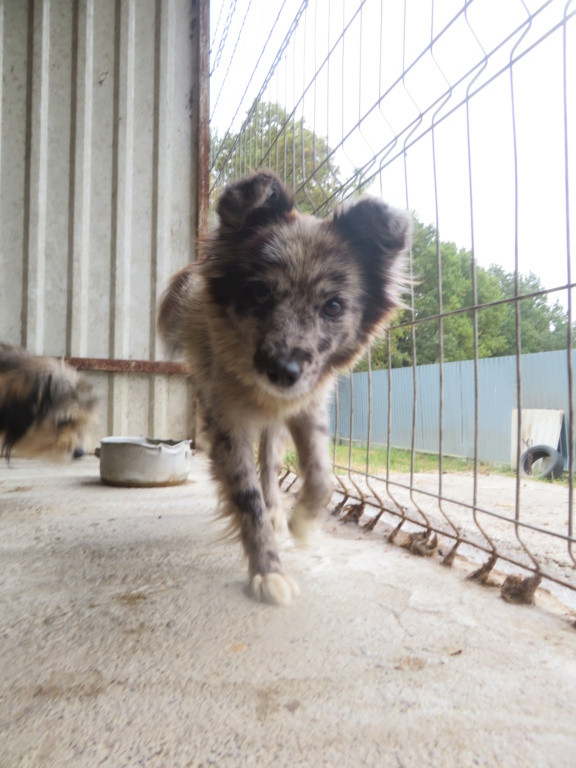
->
{"left": 330, "top": 197, "right": 411, "bottom": 331}
{"left": 216, "top": 172, "right": 295, "bottom": 231}
{"left": 75, "top": 378, "right": 97, "bottom": 413}
{"left": 36, "top": 373, "right": 54, "bottom": 421}
{"left": 332, "top": 196, "right": 410, "bottom": 258}
{"left": 47, "top": 371, "right": 97, "bottom": 419}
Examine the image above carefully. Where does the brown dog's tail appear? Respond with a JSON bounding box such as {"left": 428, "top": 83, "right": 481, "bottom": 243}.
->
{"left": 157, "top": 264, "right": 196, "bottom": 358}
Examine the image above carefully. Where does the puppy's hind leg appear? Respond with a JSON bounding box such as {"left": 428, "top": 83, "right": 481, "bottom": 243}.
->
{"left": 210, "top": 426, "right": 300, "bottom": 606}
{"left": 258, "top": 425, "right": 290, "bottom": 537}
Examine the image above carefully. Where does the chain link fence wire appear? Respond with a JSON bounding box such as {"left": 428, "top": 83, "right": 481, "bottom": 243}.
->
{"left": 209, "top": 0, "right": 576, "bottom": 614}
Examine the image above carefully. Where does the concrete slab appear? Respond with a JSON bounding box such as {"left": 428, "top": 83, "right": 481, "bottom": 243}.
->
{"left": 1, "top": 457, "right": 576, "bottom": 767}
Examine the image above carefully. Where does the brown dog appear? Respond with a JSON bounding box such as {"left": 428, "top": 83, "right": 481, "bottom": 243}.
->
{"left": 159, "top": 172, "right": 410, "bottom": 605}
{"left": 0, "top": 343, "right": 96, "bottom": 461}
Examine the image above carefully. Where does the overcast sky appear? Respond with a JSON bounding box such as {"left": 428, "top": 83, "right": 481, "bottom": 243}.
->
{"left": 210, "top": 0, "right": 575, "bottom": 304}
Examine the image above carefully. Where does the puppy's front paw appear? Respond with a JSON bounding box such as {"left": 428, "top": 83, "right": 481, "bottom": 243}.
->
{"left": 289, "top": 502, "right": 320, "bottom": 546}
{"left": 251, "top": 572, "right": 300, "bottom": 606}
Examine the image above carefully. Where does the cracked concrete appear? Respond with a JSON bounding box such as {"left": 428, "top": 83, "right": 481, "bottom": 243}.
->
{"left": 1, "top": 456, "right": 576, "bottom": 767}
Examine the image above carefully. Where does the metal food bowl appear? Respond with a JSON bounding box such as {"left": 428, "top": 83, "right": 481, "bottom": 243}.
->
{"left": 99, "top": 437, "right": 193, "bottom": 487}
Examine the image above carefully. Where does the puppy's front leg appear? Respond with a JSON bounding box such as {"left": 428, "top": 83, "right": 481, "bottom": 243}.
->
{"left": 210, "top": 426, "right": 299, "bottom": 605}
{"left": 258, "top": 425, "right": 289, "bottom": 536}
{"left": 288, "top": 404, "right": 335, "bottom": 545}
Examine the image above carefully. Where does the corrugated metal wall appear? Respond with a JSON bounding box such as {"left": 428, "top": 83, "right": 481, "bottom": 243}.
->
{"left": 335, "top": 350, "right": 575, "bottom": 466}
{"left": 0, "top": 0, "right": 207, "bottom": 448}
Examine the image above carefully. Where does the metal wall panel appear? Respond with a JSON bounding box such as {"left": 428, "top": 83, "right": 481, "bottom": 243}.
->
{"left": 0, "top": 0, "right": 204, "bottom": 448}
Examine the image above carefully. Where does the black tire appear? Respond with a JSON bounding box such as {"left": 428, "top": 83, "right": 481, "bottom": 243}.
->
{"left": 520, "top": 444, "right": 564, "bottom": 480}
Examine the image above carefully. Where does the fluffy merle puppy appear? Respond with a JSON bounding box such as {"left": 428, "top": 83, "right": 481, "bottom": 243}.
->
{"left": 159, "top": 172, "right": 410, "bottom": 605}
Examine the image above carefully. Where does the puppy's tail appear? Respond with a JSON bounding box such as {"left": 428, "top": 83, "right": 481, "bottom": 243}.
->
{"left": 157, "top": 264, "right": 195, "bottom": 358}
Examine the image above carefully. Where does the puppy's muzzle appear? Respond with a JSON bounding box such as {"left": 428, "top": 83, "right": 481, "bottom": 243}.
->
{"left": 254, "top": 349, "right": 303, "bottom": 388}
{"left": 266, "top": 356, "right": 301, "bottom": 388}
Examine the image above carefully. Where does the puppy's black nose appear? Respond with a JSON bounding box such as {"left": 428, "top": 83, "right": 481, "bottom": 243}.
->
{"left": 73, "top": 446, "right": 86, "bottom": 459}
{"left": 267, "top": 357, "right": 302, "bottom": 388}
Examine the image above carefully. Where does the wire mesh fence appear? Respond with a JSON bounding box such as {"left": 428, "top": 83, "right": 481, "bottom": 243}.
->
{"left": 208, "top": 0, "right": 576, "bottom": 612}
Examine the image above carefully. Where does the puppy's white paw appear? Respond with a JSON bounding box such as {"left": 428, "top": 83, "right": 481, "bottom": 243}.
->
{"left": 268, "top": 505, "right": 289, "bottom": 538}
{"left": 251, "top": 572, "right": 300, "bottom": 606}
{"left": 289, "top": 502, "right": 320, "bottom": 546}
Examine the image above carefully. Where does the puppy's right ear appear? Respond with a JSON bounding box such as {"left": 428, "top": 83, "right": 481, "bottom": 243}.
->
{"left": 216, "top": 172, "right": 295, "bottom": 231}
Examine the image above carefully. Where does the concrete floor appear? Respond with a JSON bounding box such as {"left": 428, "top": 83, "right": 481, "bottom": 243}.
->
{"left": 1, "top": 456, "right": 576, "bottom": 767}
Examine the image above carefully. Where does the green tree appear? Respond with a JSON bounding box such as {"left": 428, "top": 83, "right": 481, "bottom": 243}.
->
{"left": 357, "top": 219, "right": 569, "bottom": 370}
{"left": 486, "top": 266, "right": 569, "bottom": 355}
{"left": 211, "top": 102, "right": 345, "bottom": 214}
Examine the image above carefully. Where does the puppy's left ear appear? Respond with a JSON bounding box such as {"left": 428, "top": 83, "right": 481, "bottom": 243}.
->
{"left": 330, "top": 197, "right": 411, "bottom": 330}
{"left": 216, "top": 172, "right": 295, "bottom": 232}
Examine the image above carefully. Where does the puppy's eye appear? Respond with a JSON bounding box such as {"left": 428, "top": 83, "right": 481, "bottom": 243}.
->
{"left": 57, "top": 417, "right": 72, "bottom": 428}
{"left": 250, "top": 283, "right": 271, "bottom": 306}
{"left": 322, "top": 298, "right": 343, "bottom": 318}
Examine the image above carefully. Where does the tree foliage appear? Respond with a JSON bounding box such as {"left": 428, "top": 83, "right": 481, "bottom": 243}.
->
{"left": 211, "top": 102, "right": 345, "bottom": 214}
{"left": 358, "top": 218, "right": 570, "bottom": 371}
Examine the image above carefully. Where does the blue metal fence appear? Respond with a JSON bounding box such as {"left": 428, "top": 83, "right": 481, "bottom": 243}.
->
{"left": 332, "top": 350, "right": 573, "bottom": 465}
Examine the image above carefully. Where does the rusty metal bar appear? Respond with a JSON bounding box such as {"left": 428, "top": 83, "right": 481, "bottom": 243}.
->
{"left": 66, "top": 357, "right": 188, "bottom": 375}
